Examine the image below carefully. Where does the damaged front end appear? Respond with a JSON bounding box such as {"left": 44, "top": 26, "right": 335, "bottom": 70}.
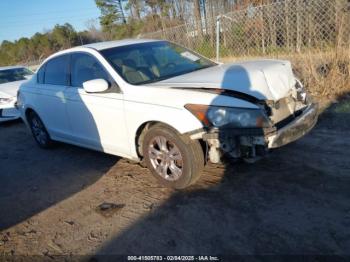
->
{"left": 186, "top": 81, "right": 319, "bottom": 164}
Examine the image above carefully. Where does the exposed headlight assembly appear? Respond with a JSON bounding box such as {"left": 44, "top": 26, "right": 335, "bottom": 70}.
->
{"left": 294, "top": 78, "right": 308, "bottom": 103}
{"left": 185, "top": 104, "right": 271, "bottom": 128}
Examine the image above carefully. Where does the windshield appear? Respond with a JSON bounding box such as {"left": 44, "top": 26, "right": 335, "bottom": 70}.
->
{"left": 100, "top": 41, "right": 216, "bottom": 85}
{"left": 0, "top": 68, "right": 33, "bottom": 84}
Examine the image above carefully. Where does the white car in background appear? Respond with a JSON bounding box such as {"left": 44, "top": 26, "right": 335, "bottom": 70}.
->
{"left": 17, "top": 39, "right": 318, "bottom": 189}
{"left": 0, "top": 66, "right": 33, "bottom": 122}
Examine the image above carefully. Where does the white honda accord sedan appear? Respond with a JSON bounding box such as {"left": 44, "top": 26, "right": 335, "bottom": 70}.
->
{"left": 17, "top": 39, "right": 318, "bottom": 188}
{"left": 0, "top": 66, "right": 33, "bottom": 122}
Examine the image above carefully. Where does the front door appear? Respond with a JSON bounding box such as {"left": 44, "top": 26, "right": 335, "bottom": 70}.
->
{"left": 64, "top": 52, "right": 129, "bottom": 156}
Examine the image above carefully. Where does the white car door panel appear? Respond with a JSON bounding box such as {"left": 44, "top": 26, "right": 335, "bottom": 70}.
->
{"left": 35, "top": 84, "right": 70, "bottom": 137}
{"left": 64, "top": 89, "right": 129, "bottom": 155}
{"left": 64, "top": 52, "right": 130, "bottom": 156}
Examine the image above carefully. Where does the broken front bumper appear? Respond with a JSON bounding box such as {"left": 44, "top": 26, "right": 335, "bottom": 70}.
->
{"left": 198, "top": 103, "right": 318, "bottom": 163}
{"left": 267, "top": 103, "right": 318, "bottom": 148}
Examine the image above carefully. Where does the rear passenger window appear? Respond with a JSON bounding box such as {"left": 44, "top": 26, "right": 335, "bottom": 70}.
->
{"left": 37, "top": 65, "right": 45, "bottom": 84}
{"left": 44, "top": 55, "right": 69, "bottom": 85}
{"left": 71, "top": 53, "right": 112, "bottom": 87}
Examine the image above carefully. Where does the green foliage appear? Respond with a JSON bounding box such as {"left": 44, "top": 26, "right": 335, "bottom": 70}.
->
{"left": 194, "top": 40, "right": 215, "bottom": 58}
{"left": 0, "top": 0, "right": 183, "bottom": 66}
{"left": 95, "top": 0, "right": 126, "bottom": 34}
{"left": 333, "top": 99, "right": 350, "bottom": 113}
{"left": 0, "top": 0, "right": 213, "bottom": 66}
{"left": 50, "top": 23, "right": 80, "bottom": 50}
{"left": 0, "top": 23, "right": 96, "bottom": 67}
{"left": 111, "top": 19, "right": 144, "bottom": 39}
{"left": 194, "top": 40, "right": 230, "bottom": 59}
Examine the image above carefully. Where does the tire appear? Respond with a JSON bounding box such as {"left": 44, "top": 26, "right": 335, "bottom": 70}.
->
{"left": 142, "top": 124, "right": 204, "bottom": 189}
{"left": 27, "top": 111, "right": 54, "bottom": 148}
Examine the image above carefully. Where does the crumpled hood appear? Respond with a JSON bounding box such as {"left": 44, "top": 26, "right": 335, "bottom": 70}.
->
{"left": 0, "top": 80, "right": 27, "bottom": 98}
{"left": 151, "top": 59, "right": 296, "bottom": 101}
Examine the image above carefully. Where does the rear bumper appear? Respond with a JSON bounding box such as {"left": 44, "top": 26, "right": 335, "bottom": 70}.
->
{"left": 267, "top": 103, "right": 318, "bottom": 148}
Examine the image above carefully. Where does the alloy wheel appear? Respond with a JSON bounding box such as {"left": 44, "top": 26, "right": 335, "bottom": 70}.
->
{"left": 31, "top": 116, "right": 48, "bottom": 145}
{"left": 148, "top": 136, "right": 183, "bottom": 181}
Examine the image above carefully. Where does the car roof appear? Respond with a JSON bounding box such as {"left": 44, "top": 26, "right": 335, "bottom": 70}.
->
{"left": 39, "top": 39, "right": 165, "bottom": 68}
{"left": 0, "top": 66, "right": 26, "bottom": 71}
{"left": 82, "top": 39, "right": 163, "bottom": 51}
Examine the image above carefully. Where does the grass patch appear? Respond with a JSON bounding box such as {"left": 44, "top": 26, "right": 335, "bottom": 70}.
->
{"left": 333, "top": 99, "right": 350, "bottom": 113}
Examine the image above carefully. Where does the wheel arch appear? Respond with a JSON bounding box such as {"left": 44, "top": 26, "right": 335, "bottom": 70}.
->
{"left": 24, "top": 108, "right": 46, "bottom": 130}
{"left": 138, "top": 120, "right": 205, "bottom": 189}
{"left": 134, "top": 121, "right": 182, "bottom": 159}
{"left": 25, "top": 107, "right": 35, "bottom": 120}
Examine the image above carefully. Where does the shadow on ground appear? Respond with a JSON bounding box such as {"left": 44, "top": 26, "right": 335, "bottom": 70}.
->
{"left": 93, "top": 97, "right": 350, "bottom": 257}
{"left": 0, "top": 120, "right": 118, "bottom": 230}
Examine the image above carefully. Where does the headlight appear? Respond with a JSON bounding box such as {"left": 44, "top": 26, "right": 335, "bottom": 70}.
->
{"left": 0, "top": 97, "right": 15, "bottom": 105}
{"left": 185, "top": 104, "right": 271, "bottom": 128}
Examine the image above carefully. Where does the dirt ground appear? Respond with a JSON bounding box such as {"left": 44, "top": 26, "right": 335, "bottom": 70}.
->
{"left": 0, "top": 107, "right": 350, "bottom": 260}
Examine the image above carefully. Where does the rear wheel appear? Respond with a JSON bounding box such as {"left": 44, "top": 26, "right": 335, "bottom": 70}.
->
{"left": 142, "top": 124, "right": 204, "bottom": 189}
{"left": 27, "top": 111, "right": 53, "bottom": 148}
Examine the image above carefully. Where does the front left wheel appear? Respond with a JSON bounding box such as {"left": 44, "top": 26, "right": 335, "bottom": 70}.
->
{"left": 142, "top": 124, "right": 204, "bottom": 189}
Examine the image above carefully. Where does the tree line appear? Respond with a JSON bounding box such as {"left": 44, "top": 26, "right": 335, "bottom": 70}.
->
{"left": 0, "top": 0, "right": 276, "bottom": 67}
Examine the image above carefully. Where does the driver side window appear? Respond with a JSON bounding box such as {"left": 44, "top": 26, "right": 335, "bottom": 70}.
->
{"left": 70, "top": 53, "right": 116, "bottom": 89}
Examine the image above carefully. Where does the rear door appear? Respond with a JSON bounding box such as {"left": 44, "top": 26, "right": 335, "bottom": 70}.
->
{"left": 35, "top": 54, "right": 71, "bottom": 138}
{"left": 64, "top": 52, "right": 129, "bottom": 155}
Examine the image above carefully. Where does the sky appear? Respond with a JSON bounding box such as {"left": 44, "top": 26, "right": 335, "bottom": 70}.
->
{"left": 0, "top": 0, "right": 102, "bottom": 42}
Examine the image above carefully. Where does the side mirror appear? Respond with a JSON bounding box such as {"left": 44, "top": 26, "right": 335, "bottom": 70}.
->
{"left": 83, "top": 79, "right": 109, "bottom": 93}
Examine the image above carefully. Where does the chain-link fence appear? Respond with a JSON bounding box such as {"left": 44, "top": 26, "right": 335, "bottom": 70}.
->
{"left": 141, "top": 0, "right": 349, "bottom": 58}
{"left": 141, "top": 0, "right": 350, "bottom": 96}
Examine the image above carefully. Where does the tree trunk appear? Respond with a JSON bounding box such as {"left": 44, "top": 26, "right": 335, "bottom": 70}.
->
{"left": 194, "top": 0, "right": 203, "bottom": 38}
